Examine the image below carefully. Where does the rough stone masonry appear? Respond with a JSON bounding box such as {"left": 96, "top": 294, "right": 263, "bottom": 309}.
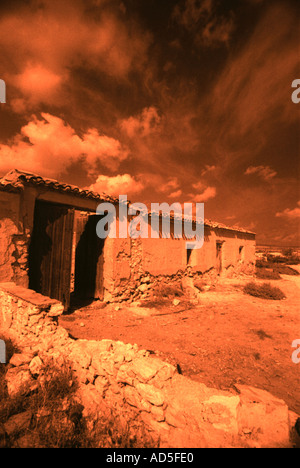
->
{"left": 0, "top": 282, "right": 299, "bottom": 448}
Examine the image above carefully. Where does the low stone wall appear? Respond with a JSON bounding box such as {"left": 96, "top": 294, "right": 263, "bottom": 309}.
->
{"left": 0, "top": 282, "right": 297, "bottom": 448}
{"left": 107, "top": 262, "right": 255, "bottom": 303}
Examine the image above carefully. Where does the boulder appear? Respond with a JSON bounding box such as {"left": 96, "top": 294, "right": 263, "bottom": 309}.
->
{"left": 136, "top": 382, "right": 165, "bottom": 407}
{"left": 10, "top": 353, "right": 34, "bottom": 367}
{"left": 202, "top": 394, "right": 240, "bottom": 435}
{"left": 4, "top": 411, "right": 33, "bottom": 438}
{"left": 131, "top": 357, "right": 166, "bottom": 382}
{"left": 48, "top": 302, "right": 64, "bottom": 317}
{"left": 29, "top": 356, "right": 43, "bottom": 376}
{"left": 138, "top": 284, "right": 149, "bottom": 293}
{"left": 236, "top": 385, "right": 291, "bottom": 448}
{"left": 181, "top": 277, "right": 198, "bottom": 298}
{"left": 5, "top": 367, "right": 36, "bottom": 397}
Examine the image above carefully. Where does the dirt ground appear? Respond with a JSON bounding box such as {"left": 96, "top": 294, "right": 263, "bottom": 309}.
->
{"left": 59, "top": 271, "right": 300, "bottom": 415}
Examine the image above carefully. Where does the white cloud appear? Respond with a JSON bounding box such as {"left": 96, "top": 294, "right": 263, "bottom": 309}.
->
{"left": 89, "top": 174, "right": 144, "bottom": 197}
{"left": 120, "top": 107, "right": 161, "bottom": 138}
{"left": 245, "top": 165, "right": 277, "bottom": 181}
{"left": 276, "top": 201, "right": 300, "bottom": 220}
{"left": 201, "top": 165, "right": 216, "bottom": 176}
{"left": 0, "top": 113, "right": 128, "bottom": 178}
{"left": 190, "top": 186, "right": 217, "bottom": 202}
{"left": 168, "top": 189, "right": 183, "bottom": 199}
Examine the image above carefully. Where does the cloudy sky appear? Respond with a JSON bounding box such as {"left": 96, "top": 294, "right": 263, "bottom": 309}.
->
{"left": 0, "top": 0, "right": 299, "bottom": 245}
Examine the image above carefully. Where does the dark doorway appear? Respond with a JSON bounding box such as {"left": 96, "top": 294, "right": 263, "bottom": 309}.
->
{"left": 239, "top": 245, "right": 245, "bottom": 262}
{"left": 216, "top": 241, "right": 223, "bottom": 274}
{"left": 28, "top": 200, "right": 75, "bottom": 310}
{"left": 187, "top": 248, "right": 192, "bottom": 265}
{"left": 74, "top": 214, "right": 105, "bottom": 301}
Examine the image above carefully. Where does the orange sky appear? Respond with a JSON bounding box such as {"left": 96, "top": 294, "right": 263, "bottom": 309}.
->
{"left": 0, "top": 0, "right": 299, "bottom": 245}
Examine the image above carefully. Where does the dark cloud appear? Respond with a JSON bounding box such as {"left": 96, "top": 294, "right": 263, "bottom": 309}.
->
{"left": 173, "top": 0, "right": 235, "bottom": 48}
{"left": 0, "top": 0, "right": 299, "bottom": 244}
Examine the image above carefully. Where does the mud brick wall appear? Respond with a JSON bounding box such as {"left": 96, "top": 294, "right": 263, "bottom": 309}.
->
{"left": 0, "top": 191, "right": 30, "bottom": 288}
{"left": 106, "top": 227, "right": 255, "bottom": 303}
{"left": 0, "top": 282, "right": 295, "bottom": 448}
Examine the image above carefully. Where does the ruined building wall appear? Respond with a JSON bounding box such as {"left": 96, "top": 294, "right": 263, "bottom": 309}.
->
{"left": 0, "top": 187, "right": 44, "bottom": 289}
{"left": 0, "top": 188, "right": 255, "bottom": 304}
{"left": 133, "top": 225, "right": 255, "bottom": 277}
{"left": 102, "top": 237, "right": 132, "bottom": 302}
{"left": 141, "top": 237, "right": 187, "bottom": 276}
{"left": 0, "top": 191, "right": 30, "bottom": 287}
{"left": 194, "top": 228, "right": 256, "bottom": 273}
{"left": 105, "top": 221, "right": 256, "bottom": 302}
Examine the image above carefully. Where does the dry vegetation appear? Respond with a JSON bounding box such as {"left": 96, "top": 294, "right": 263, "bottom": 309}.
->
{"left": 0, "top": 357, "right": 156, "bottom": 449}
{"left": 255, "top": 253, "right": 300, "bottom": 282}
{"left": 243, "top": 282, "right": 286, "bottom": 300}
{"left": 255, "top": 268, "right": 281, "bottom": 280}
{"left": 141, "top": 282, "right": 185, "bottom": 308}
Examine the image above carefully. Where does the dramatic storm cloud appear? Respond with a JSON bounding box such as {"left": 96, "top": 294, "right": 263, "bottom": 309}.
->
{"left": 0, "top": 0, "right": 299, "bottom": 244}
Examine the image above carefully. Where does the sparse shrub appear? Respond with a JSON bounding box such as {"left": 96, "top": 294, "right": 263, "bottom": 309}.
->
{"left": 33, "top": 358, "right": 77, "bottom": 404}
{"left": 256, "top": 260, "right": 299, "bottom": 276}
{"left": 282, "top": 249, "right": 300, "bottom": 264}
{"left": 256, "top": 259, "right": 269, "bottom": 268}
{"left": 275, "top": 265, "right": 299, "bottom": 276}
{"left": 0, "top": 357, "right": 157, "bottom": 448}
{"left": 85, "top": 411, "right": 158, "bottom": 448}
{"left": 150, "top": 283, "right": 184, "bottom": 299}
{"left": 286, "top": 257, "right": 300, "bottom": 265}
{"left": 33, "top": 407, "right": 86, "bottom": 448}
{"left": 255, "top": 268, "right": 281, "bottom": 280}
{"left": 141, "top": 299, "right": 168, "bottom": 308}
{"left": 158, "top": 284, "right": 184, "bottom": 298}
{"left": 243, "top": 282, "right": 286, "bottom": 300}
{"left": 283, "top": 248, "right": 294, "bottom": 257}
{"left": 253, "top": 329, "right": 272, "bottom": 340}
{"left": 267, "top": 254, "right": 285, "bottom": 264}
{"left": 142, "top": 282, "right": 186, "bottom": 308}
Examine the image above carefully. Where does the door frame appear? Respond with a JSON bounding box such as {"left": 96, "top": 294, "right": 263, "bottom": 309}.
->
{"left": 28, "top": 200, "right": 75, "bottom": 310}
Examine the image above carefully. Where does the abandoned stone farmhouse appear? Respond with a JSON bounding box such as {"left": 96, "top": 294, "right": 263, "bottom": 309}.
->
{"left": 0, "top": 170, "right": 256, "bottom": 308}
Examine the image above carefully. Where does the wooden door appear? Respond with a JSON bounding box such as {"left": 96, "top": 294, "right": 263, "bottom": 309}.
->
{"left": 29, "top": 201, "right": 75, "bottom": 310}
{"left": 74, "top": 214, "right": 105, "bottom": 300}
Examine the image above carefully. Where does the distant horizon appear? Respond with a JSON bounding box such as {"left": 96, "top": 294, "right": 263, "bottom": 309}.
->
{"left": 256, "top": 244, "right": 300, "bottom": 249}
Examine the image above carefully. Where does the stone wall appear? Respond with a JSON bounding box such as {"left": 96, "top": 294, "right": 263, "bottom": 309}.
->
{"left": 0, "top": 192, "right": 29, "bottom": 287}
{"left": 0, "top": 282, "right": 297, "bottom": 448}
